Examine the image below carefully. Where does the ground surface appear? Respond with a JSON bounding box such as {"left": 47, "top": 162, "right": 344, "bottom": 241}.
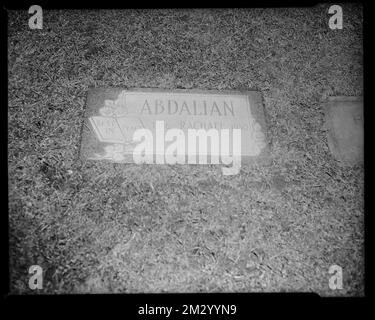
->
{"left": 8, "top": 6, "right": 363, "bottom": 295}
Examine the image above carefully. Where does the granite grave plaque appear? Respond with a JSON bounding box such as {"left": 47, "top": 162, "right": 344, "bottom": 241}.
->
{"left": 324, "top": 96, "right": 363, "bottom": 165}
{"left": 80, "top": 88, "right": 269, "bottom": 167}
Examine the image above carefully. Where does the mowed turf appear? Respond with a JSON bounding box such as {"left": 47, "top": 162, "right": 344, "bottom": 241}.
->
{"left": 8, "top": 6, "right": 363, "bottom": 295}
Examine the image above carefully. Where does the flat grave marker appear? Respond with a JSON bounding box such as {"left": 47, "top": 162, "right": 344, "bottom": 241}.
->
{"left": 324, "top": 96, "right": 363, "bottom": 165}
{"left": 80, "top": 88, "right": 269, "bottom": 168}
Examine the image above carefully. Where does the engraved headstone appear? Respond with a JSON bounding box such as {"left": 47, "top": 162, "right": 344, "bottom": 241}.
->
{"left": 324, "top": 96, "right": 363, "bottom": 165}
{"left": 80, "top": 88, "right": 269, "bottom": 165}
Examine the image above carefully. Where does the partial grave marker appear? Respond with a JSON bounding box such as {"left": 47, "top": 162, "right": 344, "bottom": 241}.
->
{"left": 324, "top": 96, "right": 363, "bottom": 165}
{"left": 80, "top": 88, "right": 270, "bottom": 167}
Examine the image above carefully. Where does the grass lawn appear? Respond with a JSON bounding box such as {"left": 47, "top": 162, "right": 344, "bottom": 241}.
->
{"left": 8, "top": 5, "right": 363, "bottom": 295}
